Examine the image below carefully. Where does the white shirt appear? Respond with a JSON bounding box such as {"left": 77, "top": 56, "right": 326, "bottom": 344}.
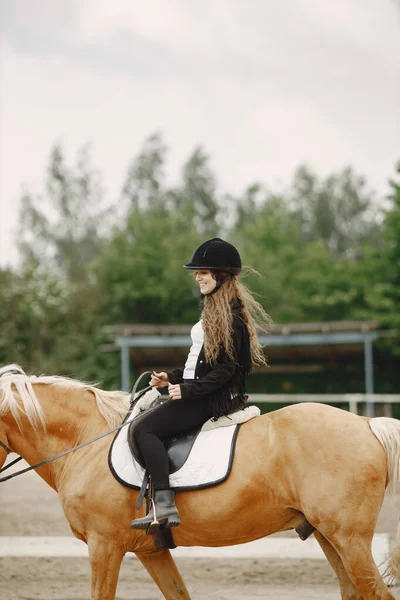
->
{"left": 183, "top": 320, "right": 204, "bottom": 379}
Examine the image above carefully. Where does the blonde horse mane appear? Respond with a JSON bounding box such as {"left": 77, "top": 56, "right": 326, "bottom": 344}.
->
{"left": 0, "top": 363, "right": 130, "bottom": 432}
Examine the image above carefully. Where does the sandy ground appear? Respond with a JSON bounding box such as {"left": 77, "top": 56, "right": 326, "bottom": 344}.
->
{"left": 1, "top": 461, "right": 400, "bottom": 599}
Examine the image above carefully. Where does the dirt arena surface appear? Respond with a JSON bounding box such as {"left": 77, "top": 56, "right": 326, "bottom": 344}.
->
{"left": 1, "top": 463, "right": 400, "bottom": 599}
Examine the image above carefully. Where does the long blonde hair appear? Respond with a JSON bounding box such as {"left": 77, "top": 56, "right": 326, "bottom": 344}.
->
{"left": 201, "top": 271, "right": 272, "bottom": 366}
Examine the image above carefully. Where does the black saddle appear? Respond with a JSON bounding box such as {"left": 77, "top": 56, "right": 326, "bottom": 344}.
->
{"left": 127, "top": 397, "right": 202, "bottom": 473}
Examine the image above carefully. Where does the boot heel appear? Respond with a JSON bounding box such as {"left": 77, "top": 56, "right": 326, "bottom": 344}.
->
{"left": 166, "top": 514, "right": 180, "bottom": 527}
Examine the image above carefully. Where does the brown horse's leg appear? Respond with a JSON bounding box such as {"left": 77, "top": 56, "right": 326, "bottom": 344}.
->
{"left": 314, "top": 531, "right": 362, "bottom": 600}
{"left": 87, "top": 535, "right": 124, "bottom": 600}
{"left": 332, "top": 535, "right": 395, "bottom": 600}
{"left": 136, "top": 548, "right": 192, "bottom": 599}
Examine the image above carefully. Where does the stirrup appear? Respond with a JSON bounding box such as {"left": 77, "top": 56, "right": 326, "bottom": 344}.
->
{"left": 145, "top": 478, "right": 160, "bottom": 535}
{"left": 151, "top": 496, "right": 160, "bottom": 527}
{"left": 146, "top": 498, "right": 161, "bottom": 535}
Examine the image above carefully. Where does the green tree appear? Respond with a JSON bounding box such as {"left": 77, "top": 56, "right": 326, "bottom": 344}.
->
{"left": 289, "top": 166, "right": 380, "bottom": 258}
{"left": 169, "top": 147, "right": 220, "bottom": 237}
{"left": 370, "top": 162, "right": 400, "bottom": 347}
{"left": 232, "top": 193, "right": 306, "bottom": 322}
{"left": 0, "top": 267, "right": 68, "bottom": 370}
{"left": 97, "top": 140, "right": 222, "bottom": 325}
{"left": 17, "top": 144, "right": 108, "bottom": 281}
{"left": 95, "top": 209, "right": 202, "bottom": 325}
{"left": 13, "top": 144, "right": 110, "bottom": 379}
{"left": 121, "top": 133, "right": 166, "bottom": 211}
{"left": 231, "top": 175, "right": 382, "bottom": 324}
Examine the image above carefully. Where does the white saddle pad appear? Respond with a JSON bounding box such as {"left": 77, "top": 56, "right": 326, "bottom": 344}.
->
{"left": 108, "top": 390, "right": 260, "bottom": 492}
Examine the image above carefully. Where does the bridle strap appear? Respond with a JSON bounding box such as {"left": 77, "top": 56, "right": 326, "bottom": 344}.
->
{"left": 0, "top": 440, "right": 22, "bottom": 473}
{"left": 0, "top": 440, "right": 12, "bottom": 454}
{"left": 0, "top": 441, "right": 23, "bottom": 472}
{"left": 0, "top": 373, "right": 153, "bottom": 484}
{"left": 0, "top": 454, "right": 23, "bottom": 472}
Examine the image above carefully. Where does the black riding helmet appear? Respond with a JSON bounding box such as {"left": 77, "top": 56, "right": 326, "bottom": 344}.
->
{"left": 184, "top": 238, "right": 241, "bottom": 296}
{"left": 183, "top": 238, "right": 241, "bottom": 275}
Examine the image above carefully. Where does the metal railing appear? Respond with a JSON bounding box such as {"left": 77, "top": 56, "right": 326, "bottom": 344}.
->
{"left": 249, "top": 394, "right": 400, "bottom": 417}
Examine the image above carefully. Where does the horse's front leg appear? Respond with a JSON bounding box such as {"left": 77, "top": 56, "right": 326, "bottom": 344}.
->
{"left": 136, "top": 548, "right": 192, "bottom": 599}
{"left": 87, "top": 535, "right": 124, "bottom": 600}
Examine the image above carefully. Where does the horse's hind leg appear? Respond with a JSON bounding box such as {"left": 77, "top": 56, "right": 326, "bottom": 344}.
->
{"left": 333, "top": 534, "right": 395, "bottom": 600}
{"left": 136, "top": 548, "right": 192, "bottom": 599}
{"left": 314, "top": 531, "right": 362, "bottom": 600}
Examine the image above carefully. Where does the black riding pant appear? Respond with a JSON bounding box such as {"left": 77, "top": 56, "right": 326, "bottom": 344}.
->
{"left": 132, "top": 396, "right": 213, "bottom": 490}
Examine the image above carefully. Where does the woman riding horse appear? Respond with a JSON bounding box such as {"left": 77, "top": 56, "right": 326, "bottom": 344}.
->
{"left": 130, "top": 237, "right": 271, "bottom": 530}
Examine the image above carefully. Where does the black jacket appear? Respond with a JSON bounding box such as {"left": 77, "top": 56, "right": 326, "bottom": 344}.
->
{"left": 168, "top": 299, "right": 251, "bottom": 418}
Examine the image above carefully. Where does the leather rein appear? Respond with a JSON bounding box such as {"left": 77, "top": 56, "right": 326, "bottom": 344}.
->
{"left": 0, "top": 370, "right": 153, "bottom": 484}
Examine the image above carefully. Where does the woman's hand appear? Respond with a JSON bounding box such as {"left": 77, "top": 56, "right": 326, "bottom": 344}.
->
{"left": 150, "top": 371, "right": 169, "bottom": 388}
{"left": 168, "top": 383, "right": 182, "bottom": 400}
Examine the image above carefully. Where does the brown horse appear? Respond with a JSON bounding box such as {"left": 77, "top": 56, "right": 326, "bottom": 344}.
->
{"left": 1, "top": 363, "right": 400, "bottom": 599}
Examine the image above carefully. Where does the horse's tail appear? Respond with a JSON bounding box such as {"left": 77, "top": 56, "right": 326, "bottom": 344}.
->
{"left": 369, "top": 417, "right": 400, "bottom": 582}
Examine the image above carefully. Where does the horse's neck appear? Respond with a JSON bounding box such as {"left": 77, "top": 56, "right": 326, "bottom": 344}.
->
{"left": 6, "top": 384, "right": 105, "bottom": 490}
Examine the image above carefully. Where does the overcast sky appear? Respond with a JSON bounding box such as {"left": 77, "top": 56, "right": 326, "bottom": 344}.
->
{"left": 0, "top": 0, "right": 399, "bottom": 266}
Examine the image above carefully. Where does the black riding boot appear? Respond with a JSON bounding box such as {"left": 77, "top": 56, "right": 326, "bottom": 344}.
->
{"left": 130, "top": 490, "right": 180, "bottom": 530}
